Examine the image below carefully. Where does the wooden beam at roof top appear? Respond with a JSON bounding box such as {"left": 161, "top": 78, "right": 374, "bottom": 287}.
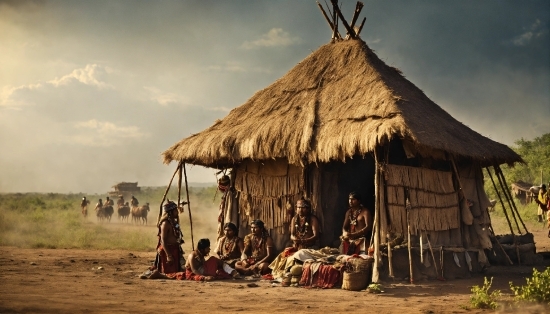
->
{"left": 330, "top": 0, "right": 356, "bottom": 38}
{"left": 316, "top": 1, "right": 342, "bottom": 39}
{"left": 356, "top": 16, "right": 366, "bottom": 37}
{"left": 349, "top": 2, "right": 364, "bottom": 33}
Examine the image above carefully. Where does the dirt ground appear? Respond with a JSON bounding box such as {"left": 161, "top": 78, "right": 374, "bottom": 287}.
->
{"left": 0, "top": 227, "right": 549, "bottom": 314}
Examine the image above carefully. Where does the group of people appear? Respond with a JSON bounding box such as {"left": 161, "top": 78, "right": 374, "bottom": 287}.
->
{"left": 145, "top": 191, "right": 373, "bottom": 281}
{"left": 80, "top": 195, "right": 140, "bottom": 218}
{"left": 535, "top": 183, "right": 550, "bottom": 238}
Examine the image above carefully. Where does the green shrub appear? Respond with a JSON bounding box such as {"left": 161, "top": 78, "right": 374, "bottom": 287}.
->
{"left": 510, "top": 268, "right": 550, "bottom": 304}
{"left": 469, "top": 277, "right": 501, "bottom": 309}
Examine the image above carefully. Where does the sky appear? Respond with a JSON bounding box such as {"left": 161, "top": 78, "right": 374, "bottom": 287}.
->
{"left": 1, "top": 0, "right": 549, "bottom": 194}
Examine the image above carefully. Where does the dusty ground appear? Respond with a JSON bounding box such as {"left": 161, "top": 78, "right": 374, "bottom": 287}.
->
{"left": 0, "top": 227, "right": 549, "bottom": 314}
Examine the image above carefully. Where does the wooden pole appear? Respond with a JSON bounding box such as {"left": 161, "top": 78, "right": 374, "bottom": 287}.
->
{"left": 495, "top": 165, "right": 528, "bottom": 233}
{"left": 407, "top": 209, "right": 414, "bottom": 284}
{"left": 183, "top": 163, "right": 195, "bottom": 251}
{"left": 494, "top": 165, "right": 521, "bottom": 234}
{"left": 387, "top": 234, "right": 394, "bottom": 278}
{"left": 425, "top": 231, "right": 442, "bottom": 280}
{"left": 372, "top": 148, "right": 381, "bottom": 283}
{"left": 330, "top": 0, "right": 356, "bottom": 38}
{"left": 316, "top": 1, "right": 341, "bottom": 39}
{"left": 157, "top": 162, "right": 181, "bottom": 225}
{"left": 485, "top": 167, "right": 515, "bottom": 235}
{"left": 177, "top": 162, "right": 183, "bottom": 212}
{"left": 349, "top": 1, "right": 364, "bottom": 30}
{"left": 356, "top": 17, "right": 366, "bottom": 36}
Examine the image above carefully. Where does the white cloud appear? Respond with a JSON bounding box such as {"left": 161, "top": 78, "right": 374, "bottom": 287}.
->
{"left": 367, "top": 38, "right": 381, "bottom": 44}
{"left": 69, "top": 119, "right": 148, "bottom": 147}
{"left": 241, "top": 28, "right": 301, "bottom": 49}
{"left": 0, "top": 83, "right": 43, "bottom": 107}
{"left": 143, "top": 86, "right": 188, "bottom": 106}
{"left": 510, "top": 19, "right": 547, "bottom": 46}
{"left": 48, "top": 64, "right": 113, "bottom": 89}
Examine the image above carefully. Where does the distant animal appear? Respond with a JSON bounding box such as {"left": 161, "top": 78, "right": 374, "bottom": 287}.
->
{"left": 96, "top": 206, "right": 106, "bottom": 222}
{"left": 132, "top": 203, "right": 150, "bottom": 225}
{"left": 529, "top": 186, "right": 541, "bottom": 201}
{"left": 103, "top": 205, "right": 114, "bottom": 222}
{"left": 117, "top": 202, "right": 131, "bottom": 222}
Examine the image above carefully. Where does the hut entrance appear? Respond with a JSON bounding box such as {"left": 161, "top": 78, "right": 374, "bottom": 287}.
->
{"left": 312, "top": 155, "right": 375, "bottom": 247}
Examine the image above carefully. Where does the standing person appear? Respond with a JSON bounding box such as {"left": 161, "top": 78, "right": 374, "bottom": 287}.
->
{"left": 537, "top": 184, "right": 548, "bottom": 223}
{"left": 340, "top": 192, "right": 373, "bottom": 255}
{"left": 216, "top": 175, "right": 239, "bottom": 239}
{"left": 235, "top": 219, "right": 275, "bottom": 275}
{"left": 290, "top": 197, "right": 320, "bottom": 250}
{"left": 185, "top": 238, "right": 241, "bottom": 281}
{"left": 80, "top": 197, "right": 90, "bottom": 217}
{"left": 153, "top": 201, "right": 185, "bottom": 276}
{"left": 215, "top": 222, "right": 244, "bottom": 268}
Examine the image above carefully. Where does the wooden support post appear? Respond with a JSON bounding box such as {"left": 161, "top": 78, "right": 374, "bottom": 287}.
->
{"left": 495, "top": 165, "right": 528, "bottom": 233}
{"left": 330, "top": 0, "right": 356, "bottom": 38}
{"left": 494, "top": 165, "right": 521, "bottom": 234}
{"left": 486, "top": 167, "right": 515, "bottom": 236}
{"left": 372, "top": 147, "right": 381, "bottom": 283}
{"left": 406, "top": 199, "right": 414, "bottom": 284}
{"left": 177, "top": 162, "right": 183, "bottom": 213}
{"left": 349, "top": 1, "right": 364, "bottom": 30}
{"left": 183, "top": 163, "right": 195, "bottom": 251}
{"left": 316, "top": 2, "right": 341, "bottom": 39}
{"left": 356, "top": 17, "right": 366, "bottom": 37}
{"left": 157, "top": 162, "right": 181, "bottom": 225}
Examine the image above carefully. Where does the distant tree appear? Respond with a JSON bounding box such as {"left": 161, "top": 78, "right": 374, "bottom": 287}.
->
{"left": 502, "top": 133, "right": 550, "bottom": 185}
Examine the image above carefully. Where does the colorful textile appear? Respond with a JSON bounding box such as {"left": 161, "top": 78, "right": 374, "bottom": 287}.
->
{"left": 156, "top": 243, "right": 181, "bottom": 274}
{"left": 185, "top": 257, "right": 231, "bottom": 281}
{"left": 341, "top": 238, "right": 365, "bottom": 255}
{"left": 299, "top": 261, "right": 342, "bottom": 288}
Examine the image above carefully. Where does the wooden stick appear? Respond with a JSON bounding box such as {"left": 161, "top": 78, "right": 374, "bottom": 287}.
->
{"left": 157, "top": 162, "right": 181, "bottom": 225}
{"left": 356, "top": 17, "right": 366, "bottom": 37}
{"left": 177, "top": 162, "right": 183, "bottom": 212}
{"left": 387, "top": 234, "right": 394, "bottom": 278}
{"left": 406, "top": 201, "right": 414, "bottom": 284}
{"left": 440, "top": 246, "right": 445, "bottom": 280}
{"left": 183, "top": 163, "right": 195, "bottom": 251}
{"left": 349, "top": 1, "right": 364, "bottom": 30}
{"left": 495, "top": 165, "right": 528, "bottom": 233}
{"left": 330, "top": 0, "right": 355, "bottom": 38}
{"left": 494, "top": 165, "right": 521, "bottom": 234}
{"left": 425, "top": 231, "right": 442, "bottom": 280}
{"left": 372, "top": 147, "right": 381, "bottom": 283}
{"left": 485, "top": 167, "right": 515, "bottom": 236}
{"left": 316, "top": 2, "right": 341, "bottom": 39}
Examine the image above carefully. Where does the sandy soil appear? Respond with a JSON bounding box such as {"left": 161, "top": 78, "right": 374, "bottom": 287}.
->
{"left": 0, "top": 228, "right": 549, "bottom": 314}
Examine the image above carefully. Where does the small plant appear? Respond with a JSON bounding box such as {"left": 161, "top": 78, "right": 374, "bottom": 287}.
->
{"left": 509, "top": 268, "right": 550, "bottom": 304}
{"left": 469, "top": 277, "right": 501, "bottom": 309}
{"left": 366, "top": 283, "right": 382, "bottom": 293}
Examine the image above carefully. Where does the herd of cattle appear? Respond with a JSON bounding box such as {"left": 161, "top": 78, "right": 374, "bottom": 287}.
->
{"left": 95, "top": 203, "right": 150, "bottom": 224}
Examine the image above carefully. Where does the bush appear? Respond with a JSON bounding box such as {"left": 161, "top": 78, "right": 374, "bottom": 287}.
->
{"left": 469, "top": 277, "right": 501, "bottom": 309}
{"left": 509, "top": 268, "right": 550, "bottom": 304}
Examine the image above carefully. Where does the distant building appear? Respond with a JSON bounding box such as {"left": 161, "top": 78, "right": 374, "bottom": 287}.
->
{"left": 108, "top": 182, "right": 141, "bottom": 199}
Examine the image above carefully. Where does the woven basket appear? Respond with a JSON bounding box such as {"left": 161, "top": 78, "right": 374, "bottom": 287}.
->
{"left": 341, "top": 258, "right": 373, "bottom": 291}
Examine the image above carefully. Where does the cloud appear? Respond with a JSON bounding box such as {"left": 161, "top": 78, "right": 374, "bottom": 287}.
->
{"left": 143, "top": 86, "right": 188, "bottom": 106}
{"left": 510, "top": 19, "right": 547, "bottom": 46}
{"left": 48, "top": 64, "right": 113, "bottom": 89}
{"left": 0, "top": 83, "right": 43, "bottom": 107}
{"left": 241, "top": 28, "right": 301, "bottom": 49}
{"left": 69, "top": 119, "right": 148, "bottom": 147}
{"left": 207, "top": 61, "right": 247, "bottom": 72}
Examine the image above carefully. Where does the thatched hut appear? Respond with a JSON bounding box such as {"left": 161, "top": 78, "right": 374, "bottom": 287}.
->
{"left": 163, "top": 3, "right": 529, "bottom": 281}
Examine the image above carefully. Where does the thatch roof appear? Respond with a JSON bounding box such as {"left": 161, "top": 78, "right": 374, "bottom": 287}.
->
{"left": 163, "top": 39, "right": 522, "bottom": 168}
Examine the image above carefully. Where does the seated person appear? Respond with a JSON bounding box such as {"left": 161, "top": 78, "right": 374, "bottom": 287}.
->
{"left": 341, "top": 192, "right": 373, "bottom": 255}
{"left": 290, "top": 197, "right": 320, "bottom": 250}
{"left": 215, "top": 222, "right": 244, "bottom": 268}
{"left": 185, "top": 238, "right": 241, "bottom": 281}
{"left": 235, "top": 219, "right": 275, "bottom": 275}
